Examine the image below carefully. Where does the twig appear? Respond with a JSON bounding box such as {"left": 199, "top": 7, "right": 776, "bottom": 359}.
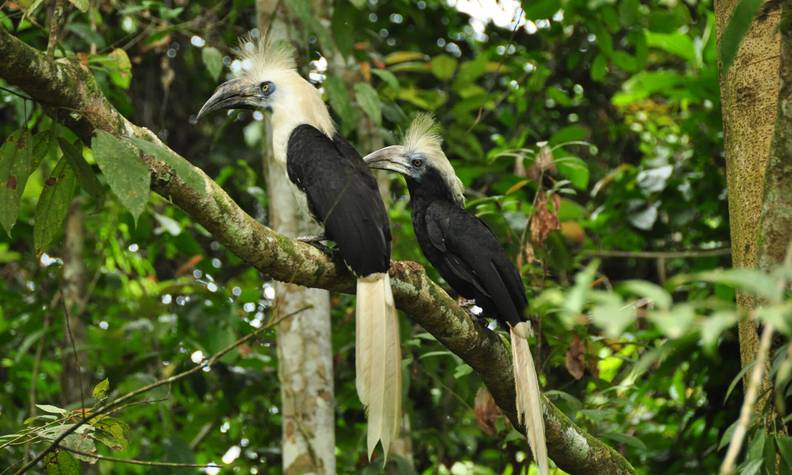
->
{"left": 61, "top": 299, "right": 87, "bottom": 427}
{"left": 13, "top": 305, "right": 312, "bottom": 474}
{"left": 582, "top": 248, "right": 731, "bottom": 259}
{"left": 718, "top": 323, "right": 775, "bottom": 475}
{"left": 467, "top": 5, "right": 523, "bottom": 132}
{"left": 60, "top": 447, "right": 222, "bottom": 468}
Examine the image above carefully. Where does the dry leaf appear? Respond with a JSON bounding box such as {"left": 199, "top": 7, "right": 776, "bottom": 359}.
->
{"left": 565, "top": 335, "right": 586, "bottom": 380}
{"left": 530, "top": 190, "right": 560, "bottom": 246}
{"left": 474, "top": 387, "right": 501, "bottom": 436}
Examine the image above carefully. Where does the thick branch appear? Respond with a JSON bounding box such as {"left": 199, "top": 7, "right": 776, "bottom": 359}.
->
{"left": 0, "top": 27, "right": 634, "bottom": 475}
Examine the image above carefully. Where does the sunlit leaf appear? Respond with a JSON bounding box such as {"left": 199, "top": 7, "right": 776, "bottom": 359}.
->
{"left": 620, "top": 280, "right": 672, "bottom": 310}
{"left": 91, "top": 378, "right": 109, "bottom": 399}
{"left": 431, "top": 54, "right": 457, "bottom": 80}
{"left": 67, "top": 0, "right": 89, "bottom": 12}
{"left": 202, "top": 46, "right": 223, "bottom": 81}
{"left": 91, "top": 131, "right": 150, "bottom": 224}
{"left": 35, "top": 404, "right": 68, "bottom": 415}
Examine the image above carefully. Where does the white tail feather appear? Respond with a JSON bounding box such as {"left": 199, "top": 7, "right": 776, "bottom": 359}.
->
{"left": 356, "top": 273, "right": 402, "bottom": 460}
{"left": 511, "top": 322, "right": 549, "bottom": 475}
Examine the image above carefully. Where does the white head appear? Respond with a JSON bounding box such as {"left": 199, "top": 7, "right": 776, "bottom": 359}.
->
{"left": 363, "top": 113, "right": 465, "bottom": 206}
{"left": 197, "top": 35, "right": 335, "bottom": 152}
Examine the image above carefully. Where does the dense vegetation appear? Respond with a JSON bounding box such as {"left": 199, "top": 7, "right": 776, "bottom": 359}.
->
{"left": 0, "top": 0, "right": 790, "bottom": 474}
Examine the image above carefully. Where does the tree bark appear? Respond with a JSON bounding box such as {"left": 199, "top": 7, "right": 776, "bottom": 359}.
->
{"left": 0, "top": 26, "right": 636, "bottom": 475}
{"left": 256, "top": 2, "right": 336, "bottom": 473}
{"left": 61, "top": 203, "right": 87, "bottom": 406}
{"left": 715, "top": 0, "right": 781, "bottom": 384}
{"left": 759, "top": 2, "right": 792, "bottom": 270}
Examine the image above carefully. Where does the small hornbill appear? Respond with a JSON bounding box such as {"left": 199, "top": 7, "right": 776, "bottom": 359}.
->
{"left": 364, "top": 114, "right": 549, "bottom": 474}
{"left": 197, "top": 38, "right": 402, "bottom": 459}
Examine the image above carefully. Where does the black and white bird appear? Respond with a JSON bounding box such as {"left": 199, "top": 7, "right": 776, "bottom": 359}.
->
{"left": 363, "top": 114, "right": 548, "bottom": 474}
{"left": 197, "top": 38, "right": 402, "bottom": 459}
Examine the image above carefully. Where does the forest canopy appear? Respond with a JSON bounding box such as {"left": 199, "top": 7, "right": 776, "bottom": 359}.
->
{"left": 0, "top": 0, "right": 791, "bottom": 474}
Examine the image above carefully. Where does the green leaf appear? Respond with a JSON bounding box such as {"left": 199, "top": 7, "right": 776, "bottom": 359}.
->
{"left": 564, "top": 260, "right": 598, "bottom": 316}
{"left": 36, "top": 404, "right": 68, "bottom": 415}
{"left": 91, "top": 131, "right": 150, "bottom": 223}
{"left": 453, "top": 54, "right": 489, "bottom": 87}
{"left": 601, "top": 432, "right": 647, "bottom": 451}
{"left": 46, "top": 451, "right": 80, "bottom": 475}
{"left": 755, "top": 303, "right": 792, "bottom": 336}
{"left": 646, "top": 31, "right": 696, "bottom": 64}
{"left": 34, "top": 157, "right": 77, "bottom": 253}
{"left": 524, "top": 0, "right": 558, "bottom": 19}
{"left": 431, "top": 54, "right": 457, "bottom": 80}
{"left": 621, "top": 280, "right": 672, "bottom": 310}
{"left": 331, "top": 1, "right": 356, "bottom": 57}
{"left": 202, "top": 46, "right": 223, "bottom": 81}
{"left": 719, "top": 0, "right": 765, "bottom": 73}
{"left": 589, "top": 292, "right": 635, "bottom": 337}
{"left": 697, "top": 268, "right": 781, "bottom": 303}
{"left": 372, "top": 69, "right": 399, "bottom": 91}
{"left": 776, "top": 435, "right": 792, "bottom": 471}
{"left": 700, "top": 311, "right": 738, "bottom": 350}
{"left": 648, "top": 305, "right": 695, "bottom": 339}
{"left": 549, "top": 125, "right": 588, "bottom": 146}
{"left": 125, "top": 137, "right": 205, "bottom": 195}
{"left": 591, "top": 54, "right": 607, "bottom": 81}
{"left": 354, "top": 82, "right": 382, "bottom": 126}
{"left": 287, "top": 0, "right": 335, "bottom": 55}
{"left": 324, "top": 74, "right": 359, "bottom": 134}
{"left": 0, "top": 129, "right": 34, "bottom": 236}
{"left": 95, "top": 417, "right": 129, "bottom": 451}
{"left": 67, "top": 0, "right": 88, "bottom": 12}
{"left": 555, "top": 155, "right": 589, "bottom": 189}
{"left": 58, "top": 139, "right": 104, "bottom": 200}
{"left": 92, "top": 378, "right": 109, "bottom": 399}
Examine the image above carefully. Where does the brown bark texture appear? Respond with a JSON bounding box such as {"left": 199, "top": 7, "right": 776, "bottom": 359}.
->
{"left": 715, "top": 0, "right": 781, "bottom": 371}
{"left": 0, "top": 26, "right": 635, "bottom": 475}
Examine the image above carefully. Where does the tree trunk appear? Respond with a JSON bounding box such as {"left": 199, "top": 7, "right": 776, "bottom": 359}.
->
{"left": 257, "top": 3, "right": 336, "bottom": 474}
{"left": 715, "top": 0, "right": 781, "bottom": 382}
{"left": 61, "top": 203, "right": 87, "bottom": 406}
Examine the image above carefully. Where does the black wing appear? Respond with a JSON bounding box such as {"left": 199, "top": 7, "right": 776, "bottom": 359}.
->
{"left": 286, "top": 125, "right": 391, "bottom": 276}
{"left": 423, "top": 200, "right": 526, "bottom": 325}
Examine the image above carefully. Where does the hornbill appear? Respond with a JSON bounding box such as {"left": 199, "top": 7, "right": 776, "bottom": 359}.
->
{"left": 364, "top": 114, "right": 549, "bottom": 474}
{"left": 196, "top": 38, "right": 402, "bottom": 459}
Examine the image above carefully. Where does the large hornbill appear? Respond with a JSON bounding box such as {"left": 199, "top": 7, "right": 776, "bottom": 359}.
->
{"left": 364, "top": 114, "right": 548, "bottom": 474}
{"left": 196, "top": 38, "right": 402, "bottom": 459}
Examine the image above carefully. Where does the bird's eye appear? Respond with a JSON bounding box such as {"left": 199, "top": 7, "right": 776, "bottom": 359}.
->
{"left": 411, "top": 158, "right": 424, "bottom": 168}
{"left": 260, "top": 81, "right": 274, "bottom": 96}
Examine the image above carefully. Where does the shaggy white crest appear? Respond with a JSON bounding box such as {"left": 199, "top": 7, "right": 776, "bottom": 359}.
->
{"left": 234, "top": 34, "right": 335, "bottom": 161}
{"left": 403, "top": 114, "right": 465, "bottom": 205}
{"left": 235, "top": 34, "right": 297, "bottom": 80}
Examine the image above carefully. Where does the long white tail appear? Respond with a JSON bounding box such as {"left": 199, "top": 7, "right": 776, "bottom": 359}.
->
{"left": 511, "top": 322, "right": 549, "bottom": 475}
{"left": 356, "top": 273, "right": 402, "bottom": 460}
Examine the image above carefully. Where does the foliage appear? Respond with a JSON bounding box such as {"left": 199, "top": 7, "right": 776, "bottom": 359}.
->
{"left": 0, "top": 0, "right": 789, "bottom": 474}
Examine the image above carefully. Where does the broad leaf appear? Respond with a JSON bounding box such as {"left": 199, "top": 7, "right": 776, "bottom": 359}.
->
{"left": 354, "top": 83, "right": 382, "bottom": 126}
{"left": 0, "top": 129, "right": 33, "bottom": 235}
{"left": 45, "top": 451, "right": 80, "bottom": 475}
{"left": 431, "top": 54, "right": 457, "bottom": 80}
{"left": 58, "top": 139, "right": 105, "bottom": 200}
{"left": 202, "top": 46, "right": 223, "bottom": 81}
{"left": 34, "top": 156, "right": 77, "bottom": 253}
{"left": 126, "top": 137, "right": 205, "bottom": 195}
{"left": 91, "top": 378, "right": 109, "bottom": 399}
{"left": 91, "top": 131, "right": 150, "bottom": 223}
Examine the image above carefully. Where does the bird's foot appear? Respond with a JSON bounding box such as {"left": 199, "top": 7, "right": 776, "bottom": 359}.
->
{"left": 297, "top": 234, "right": 327, "bottom": 244}
{"left": 297, "top": 235, "right": 333, "bottom": 255}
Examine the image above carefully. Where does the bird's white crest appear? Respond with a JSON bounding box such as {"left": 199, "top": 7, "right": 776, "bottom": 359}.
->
{"left": 235, "top": 34, "right": 335, "bottom": 161}
{"left": 403, "top": 113, "right": 465, "bottom": 206}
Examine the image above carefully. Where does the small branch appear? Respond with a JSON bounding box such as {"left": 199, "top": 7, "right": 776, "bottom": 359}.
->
{"left": 718, "top": 323, "right": 775, "bottom": 475}
{"left": 61, "top": 447, "right": 222, "bottom": 468}
{"left": 13, "top": 306, "right": 311, "bottom": 474}
{"left": 582, "top": 248, "right": 731, "bottom": 259}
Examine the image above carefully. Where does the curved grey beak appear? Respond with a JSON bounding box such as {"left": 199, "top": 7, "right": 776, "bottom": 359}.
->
{"left": 197, "top": 78, "right": 259, "bottom": 120}
{"left": 362, "top": 145, "right": 412, "bottom": 176}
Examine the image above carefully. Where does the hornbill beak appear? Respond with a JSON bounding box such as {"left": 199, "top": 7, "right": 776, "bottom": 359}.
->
{"left": 363, "top": 145, "right": 414, "bottom": 177}
{"left": 197, "top": 78, "right": 259, "bottom": 120}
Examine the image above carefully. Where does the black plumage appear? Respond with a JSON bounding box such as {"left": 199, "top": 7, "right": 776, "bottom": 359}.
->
{"left": 406, "top": 169, "right": 527, "bottom": 326}
{"left": 286, "top": 124, "right": 391, "bottom": 276}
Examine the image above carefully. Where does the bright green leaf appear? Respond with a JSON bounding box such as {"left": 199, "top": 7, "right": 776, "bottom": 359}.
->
{"left": 431, "top": 54, "right": 457, "bottom": 80}
{"left": 92, "top": 378, "right": 109, "bottom": 399}
{"left": 648, "top": 305, "right": 695, "bottom": 339}
{"left": 36, "top": 404, "right": 68, "bottom": 415}
{"left": 555, "top": 155, "right": 589, "bottom": 189}
{"left": 67, "top": 0, "right": 88, "bottom": 12}
{"left": 91, "top": 131, "right": 150, "bottom": 223}
{"left": 202, "top": 46, "right": 223, "bottom": 81}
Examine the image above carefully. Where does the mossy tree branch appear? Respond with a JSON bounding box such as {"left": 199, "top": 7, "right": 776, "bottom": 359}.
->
{"left": 0, "top": 26, "right": 635, "bottom": 475}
